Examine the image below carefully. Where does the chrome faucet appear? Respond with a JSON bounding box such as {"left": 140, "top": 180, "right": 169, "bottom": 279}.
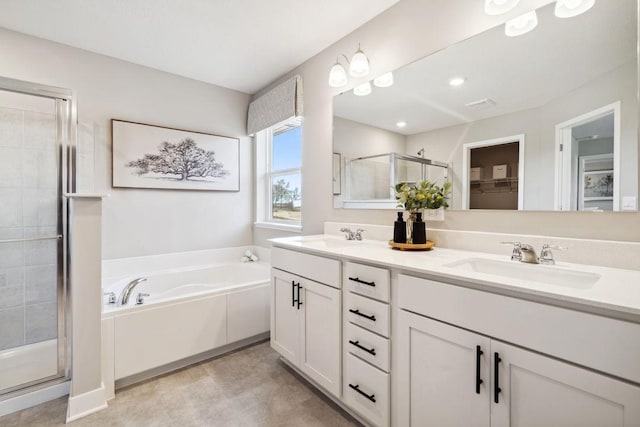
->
{"left": 539, "top": 244, "right": 567, "bottom": 265}
{"left": 340, "top": 227, "right": 365, "bottom": 240}
{"left": 119, "top": 277, "right": 147, "bottom": 305}
{"left": 519, "top": 244, "right": 539, "bottom": 264}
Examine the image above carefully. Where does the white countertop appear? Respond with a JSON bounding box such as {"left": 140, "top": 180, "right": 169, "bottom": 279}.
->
{"left": 270, "top": 234, "right": 640, "bottom": 322}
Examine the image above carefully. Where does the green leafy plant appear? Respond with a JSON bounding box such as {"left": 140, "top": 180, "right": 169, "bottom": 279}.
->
{"left": 394, "top": 180, "right": 452, "bottom": 211}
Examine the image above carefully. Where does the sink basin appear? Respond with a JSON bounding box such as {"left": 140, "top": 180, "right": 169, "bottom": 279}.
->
{"left": 294, "top": 236, "right": 365, "bottom": 249}
{"left": 445, "top": 258, "right": 601, "bottom": 289}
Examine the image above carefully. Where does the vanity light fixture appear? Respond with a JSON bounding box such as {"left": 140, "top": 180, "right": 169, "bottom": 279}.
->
{"left": 505, "top": 10, "right": 538, "bottom": 37}
{"left": 328, "top": 44, "right": 371, "bottom": 88}
{"left": 554, "top": 0, "right": 595, "bottom": 18}
{"left": 349, "top": 44, "right": 370, "bottom": 78}
{"left": 449, "top": 77, "right": 466, "bottom": 87}
{"left": 484, "top": 0, "right": 521, "bottom": 15}
{"left": 353, "top": 82, "right": 372, "bottom": 96}
{"left": 328, "top": 60, "right": 348, "bottom": 88}
{"left": 396, "top": 121, "right": 407, "bottom": 128}
{"left": 374, "top": 72, "right": 394, "bottom": 88}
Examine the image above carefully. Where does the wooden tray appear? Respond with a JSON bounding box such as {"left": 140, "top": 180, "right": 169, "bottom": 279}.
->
{"left": 388, "top": 240, "right": 435, "bottom": 251}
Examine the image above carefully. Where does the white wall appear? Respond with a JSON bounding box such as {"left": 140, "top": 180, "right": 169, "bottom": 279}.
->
{"left": 0, "top": 28, "right": 252, "bottom": 259}
{"left": 254, "top": 0, "right": 640, "bottom": 245}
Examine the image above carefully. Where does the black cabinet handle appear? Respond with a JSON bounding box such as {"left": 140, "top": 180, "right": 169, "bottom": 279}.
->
{"left": 475, "top": 345, "right": 483, "bottom": 394}
{"left": 349, "top": 340, "right": 376, "bottom": 356}
{"left": 296, "top": 283, "right": 303, "bottom": 309}
{"left": 291, "top": 280, "right": 296, "bottom": 307}
{"left": 348, "top": 383, "right": 376, "bottom": 403}
{"left": 494, "top": 352, "right": 502, "bottom": 403}
{"left": 348, "top": 276, "right": 376, "bottom": 287}
{"left": 348, "top": 308, "right": 376, "bottom": 321}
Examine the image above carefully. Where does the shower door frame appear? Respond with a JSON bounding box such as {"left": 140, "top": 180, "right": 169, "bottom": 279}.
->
{"left": 0, "top": 76, "right": 76, "bottom": 397}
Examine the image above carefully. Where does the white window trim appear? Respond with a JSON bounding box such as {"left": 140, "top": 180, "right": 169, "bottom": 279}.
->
{"left": 255, "top": 120, "right": 303, "bottom": 232}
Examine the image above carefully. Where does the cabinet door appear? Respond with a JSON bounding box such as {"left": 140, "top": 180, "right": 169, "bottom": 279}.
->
{"left": 299, "top": 278, "right": 342, "bottom": 397}
{"left": 270, "top": 269, "right": 299, "bottom": 365}
{"left": 491, "top": 340, "right": 640, "bottom": 427}
{"left": 397, "top": 310, "right": 491, "bottom": 427}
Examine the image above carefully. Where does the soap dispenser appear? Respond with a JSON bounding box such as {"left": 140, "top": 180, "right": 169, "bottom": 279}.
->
{"left": 393, "top": 212, "right": 407, "bottom": 243}
{"left": 412, "top": 212, "right": 426, "bottom": 244}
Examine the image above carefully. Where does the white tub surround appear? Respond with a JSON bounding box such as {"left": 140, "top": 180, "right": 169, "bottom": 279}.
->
{"left": 101, "top": 247, "right": 270, "bottom": 399}
{"left": 67, "top": 195, "right": 109, "bottom": 423}
{"left": 270, "top": 234, "right": 640, "bottom": 426}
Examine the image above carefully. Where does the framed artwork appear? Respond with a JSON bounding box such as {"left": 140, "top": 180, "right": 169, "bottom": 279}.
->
{"left": 111, "top": 119, "right": 240, "bottom": 191}
{"left": 333, "top": 153, "right": 341, "bottom": 195}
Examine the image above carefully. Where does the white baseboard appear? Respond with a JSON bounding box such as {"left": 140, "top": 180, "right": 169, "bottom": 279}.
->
{"left": 65, "top": 384, "right": 108, "bottom": 423}
{"left": 0, "top": 380, "right": 70, "bottom": 417}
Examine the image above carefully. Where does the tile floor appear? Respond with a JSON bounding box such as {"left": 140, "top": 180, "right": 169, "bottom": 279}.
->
{"left": 0, "top": 341, "right": 360, "bottom": 426}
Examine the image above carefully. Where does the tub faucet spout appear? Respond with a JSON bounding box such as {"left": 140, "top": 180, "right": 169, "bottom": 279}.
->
{"left": 119, "top": 277, "right": 147, "bottom": 305}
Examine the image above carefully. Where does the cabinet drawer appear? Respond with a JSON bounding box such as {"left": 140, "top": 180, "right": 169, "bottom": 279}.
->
{"left": 345, "top": 262, "right": 390, "bottom": 302}
{"left": 345, "top": 322, "right": 390, "bottom": 372}
{"left": 344, "top": 353, "right": 389, "bottom": 427}
{"left": 271, "top": 247, "right": 341, "bottom": 288}
{"left": 345, "top": 292, "right": 390, "bottom": 338}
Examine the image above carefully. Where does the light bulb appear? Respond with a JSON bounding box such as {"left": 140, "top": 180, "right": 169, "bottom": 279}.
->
{"left": 373, "top": 72, "right": 394, "bottom": 88}
{"left": 353, "top": 82, "right": 372, "bottom": 96}
{"left": 505, "top": 10, "right": 538, "bottom": 37}
{"left": 554, "top": 0, "right": 595, "bottom": 18}
{"left": 484, "top": 0, "right": 521, "bottom": 15}
{"left": 396, "top": 121, "right": 407, "bottom": 128}
{"left": 328, "top": 62, "right": 347, "bottom": 88}
{"left": 349, "top": 47, "right": 370, "bottom": 78}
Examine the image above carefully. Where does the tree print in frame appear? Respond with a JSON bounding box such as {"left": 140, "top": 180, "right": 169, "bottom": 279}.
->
{"left": 111, "top": 119, "right": 240, "bottom": 191}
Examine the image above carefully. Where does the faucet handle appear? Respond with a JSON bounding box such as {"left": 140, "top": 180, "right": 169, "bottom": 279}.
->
{"left": 501, "top": 241, "right": 522, "bottom": 261}
{"left": 340, "top": 227, "right": 354, "bottom": 240}
{"left": 136, "top": 293, "right": 150, "bottom": 305}
{"left": 103, "top": 291, "right": 116, "bottom": 304}
{"left": 355, "top": 229, "right": 365, "bottom": 240}
{"left": 540, "top": 244, "right": 567, "bottom": 265}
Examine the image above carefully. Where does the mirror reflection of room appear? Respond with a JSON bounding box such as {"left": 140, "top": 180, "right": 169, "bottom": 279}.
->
{"left": 332, "top": 0, "right": 637, "bottom": 212}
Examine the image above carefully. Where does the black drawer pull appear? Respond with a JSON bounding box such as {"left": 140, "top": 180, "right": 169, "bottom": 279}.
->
{"left": 348, "top": 276, "right": 376, "bottom": 287}
{"left": 296, "top": 283, "right": 303, "bottom": 309}
{"left": 349, "top": 340, "right": 376, "bottom": 356}
{"left": 291, "top": 280, "right": 296, "bottom": 307}
{"left": 494, "top": 352, "right": 502, "bottom": 404}
{"left": 348, "top": 383, "right": 376, "bottom": 403}
{"left": 475, "top": 345, "right": 483, "bottom": 394}
{"left": 348, "top": 309, "right": 376, "bottom": 321}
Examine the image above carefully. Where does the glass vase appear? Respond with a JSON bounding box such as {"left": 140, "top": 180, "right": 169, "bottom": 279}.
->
{"left": 406, "top": 209, "right": 422, "bottom": 243}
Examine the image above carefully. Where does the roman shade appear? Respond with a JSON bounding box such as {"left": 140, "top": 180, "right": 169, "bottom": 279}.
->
{"left": 247, "top": 75, "right": 303, "bottom": 135}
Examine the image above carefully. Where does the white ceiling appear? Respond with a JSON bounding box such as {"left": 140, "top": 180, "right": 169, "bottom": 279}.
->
{"left": 0, "top": 0, "right": 399, "bottom": 94}
{"left": 333, "top": 0, "right": 637, "bottom": 136}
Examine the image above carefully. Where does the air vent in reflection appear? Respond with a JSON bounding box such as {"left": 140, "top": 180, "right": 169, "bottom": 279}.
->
{"left": 465, "top": 98, "right": 496, "bottom": 109}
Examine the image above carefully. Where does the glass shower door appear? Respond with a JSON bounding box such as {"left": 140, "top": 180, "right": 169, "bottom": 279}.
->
{"left": 0, "top": 88, "right": 68, "bottom": 395}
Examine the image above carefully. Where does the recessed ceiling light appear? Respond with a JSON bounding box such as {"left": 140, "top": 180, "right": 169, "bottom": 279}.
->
{"left": 449, "top": 77, "right": 466, "bottom": 87}
{"left": 555, "top": 0, "right": 595, "bottom": 18}
{"left": 484, "top": 0, "right": 521, "bottom": 15}
{"left": 396, "top": 121, "right": 407, "bottom": 128}
{"left": 505, "top": 10, "right": 538, "bottom": 37}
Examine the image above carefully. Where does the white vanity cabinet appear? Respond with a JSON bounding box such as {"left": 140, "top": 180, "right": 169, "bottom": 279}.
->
{"left": 270, "top": 248, "right": 342, "bottom": 398}
{"left": 397, "top": 274, "right": 640, "bottom": 427}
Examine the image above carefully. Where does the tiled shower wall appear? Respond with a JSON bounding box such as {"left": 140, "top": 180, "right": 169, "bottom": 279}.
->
{"left": 0, "top": 106, "right": 59, "bottom": 351}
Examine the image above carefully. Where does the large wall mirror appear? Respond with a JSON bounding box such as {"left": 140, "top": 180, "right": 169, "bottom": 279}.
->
{"left": 332, "top": 0, "right": 638, "bottom": 212}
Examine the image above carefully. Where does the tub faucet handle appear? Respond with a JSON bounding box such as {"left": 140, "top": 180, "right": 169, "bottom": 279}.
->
{"left": 136, "top": 293, "right": 150, "bottom": 305}
{"left": 103, "top": 291, "right": 116, "bottom": 304}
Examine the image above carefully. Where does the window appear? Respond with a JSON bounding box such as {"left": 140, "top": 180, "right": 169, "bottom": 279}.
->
{"left": 256, "top": 117, "right": 302, "bottom": 230}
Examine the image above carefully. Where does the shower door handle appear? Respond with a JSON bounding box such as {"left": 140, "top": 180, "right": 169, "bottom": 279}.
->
{"left": 0, "top": 235, "right": 62, "bottom": 244}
